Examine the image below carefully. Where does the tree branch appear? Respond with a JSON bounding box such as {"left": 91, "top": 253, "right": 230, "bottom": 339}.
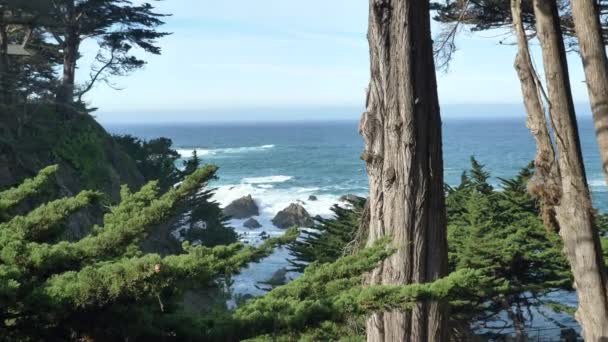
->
{"left": 21, "top": 27, "right": 33, "bottom": 48}
{"left": 50, "top": 31, "right": 64, "bottom": 46}
{"left": 76, "top": 49, "right": 117, "bottom": 103}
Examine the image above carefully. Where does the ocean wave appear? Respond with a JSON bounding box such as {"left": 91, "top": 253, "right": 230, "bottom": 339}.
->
{"left": 242, "top": 175, "right": 293, "bottom": 184}
{"left": 213, "top": 183, "right": 340, "bottom": 224}
{"left": 588, "top": 179, "right": 607, "bottom": 188}
{"left": 176, "top": 148, "right": 213, "bottom": 157}
{"left": 212, "top": 181, "right": 359, "bottom": 296}
{"left": 176, "top": 144, "right": 275, "bottom": 158}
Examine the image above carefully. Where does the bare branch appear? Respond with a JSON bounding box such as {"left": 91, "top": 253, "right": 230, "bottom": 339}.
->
{"left": 76, "top": 48, "right": 117, "bottom": 103}
{"left": 50, "top": 31, "right": 64, "bottom": 46}
{"left": 434, "top": 0, "right": 471, "bottom": 72}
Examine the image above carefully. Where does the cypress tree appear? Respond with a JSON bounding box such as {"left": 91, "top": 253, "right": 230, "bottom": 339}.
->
{"left": 0, "top": 165, "right": 297, "bottom": 340}
{"left": 289, "top": 160, "right": 581, "bottom": 338}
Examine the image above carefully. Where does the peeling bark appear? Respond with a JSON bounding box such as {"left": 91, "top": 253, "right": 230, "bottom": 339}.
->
{"left": 511, "top": 0, "right": 561, "bottom": 232}
{"left": 512, "top": 0, "right": 608, "bottom": 339}
{"left": 568, "top": 0, "right": 608, "bottom": 186}
{"left": 362, "top": 0, "right": 448, "bottom": 341}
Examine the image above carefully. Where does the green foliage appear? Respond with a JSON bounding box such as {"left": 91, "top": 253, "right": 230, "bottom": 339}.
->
{"left": 0, "top": 166, "right": 494, "bottom": 341}
{"left": 289, "top": 158, "right": 578, "bottom": 336}
{"left": 0, "top": 165, "right": 57, "bottom": 213}
{"left": 0, "top": 166, "right": 297, "bottom": 341}
{"left": 115, "top": 138, "right": 238, "bottom": 247}
{"left": 446, "top": 160, "right": 572, "bottom": 332}
{"left": 179, "top": 150, "right": 237, "bottom": 247}
{"left": 430, "top": 0, "right": 595, "bottom": 57}
{"left": 288, "top": 197, "right": 366, "bottom": 272}
{"left": 229, "top": 239, "right": 486, "bottom": 341}
{"left": 53, "top": 125, "right": 109, "bottom": 189}
{"left": 596, "top": 212, "right": 608, "bottom": 265}
{"left": 113, "top": 134, "right": 182, "bottom": 191}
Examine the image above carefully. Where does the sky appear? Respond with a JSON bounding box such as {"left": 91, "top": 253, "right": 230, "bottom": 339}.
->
{"left": 80, "top": 0, "right": 592, "bottom": 123}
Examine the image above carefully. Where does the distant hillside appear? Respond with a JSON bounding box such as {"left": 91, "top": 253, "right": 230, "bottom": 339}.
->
{"left": 0, "top": 105, "right": 145, "bottom": 239}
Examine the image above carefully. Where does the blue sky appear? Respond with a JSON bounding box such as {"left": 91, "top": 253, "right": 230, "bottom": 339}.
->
{"left": 80, "top": 0, "right": 591, "bottom": 123}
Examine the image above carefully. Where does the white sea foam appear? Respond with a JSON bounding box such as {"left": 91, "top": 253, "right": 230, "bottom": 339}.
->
{"left": 176, "top": 144, "right": 275, "bottom": 158}
{"left": 588, "top": 179, "right": 607, "bottom": 188}
{"left": 213, "top": 183, "right": 339, "bottom": 223}
{"left": 211, "top": 175, "right": 366, "bottom": 296}
{"left": 241, "top": 175, "right": 293, "bottom": 184}
{"left": 257, "top": 184, "right": 274, "bottom": 189}
{"left": 175, "top": 148, "right": 214, "bottom": 157}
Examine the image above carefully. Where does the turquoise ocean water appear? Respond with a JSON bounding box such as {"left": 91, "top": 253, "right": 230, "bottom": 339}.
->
{"left": 105, "top": 114, "right": 604, "bottom": 337}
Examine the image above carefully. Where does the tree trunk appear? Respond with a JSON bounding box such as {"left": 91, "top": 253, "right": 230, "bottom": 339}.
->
{"left": 504, "top": 302, "right": 526, "bottom": 342}
{"left": 511, "top": 0, "right": 561, "bottom": 233}
{"left": 532, "top": 0, "right": 608, "bottom": 339}
{"left": 568, "top": 0, "right": 608, "bottom": 185}
{"left": 56, "top": 30, "right": 79, "bottom": 104}
{"left": 361, "top": 0, "right": 448, "bottom": 341}
{"left": 56, "top": 0, "right": 78, "bottom": 104}
{"left": 0, "top": 22, "right": 10, "bottom": 105}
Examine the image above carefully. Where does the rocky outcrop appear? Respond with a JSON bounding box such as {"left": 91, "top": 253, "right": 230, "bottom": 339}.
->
{"left": 272, "top": 203, "right": 313, "bottom": 228}
{"left": 243, "top": 218, "right": 262, "bottom": 229}
{"left": 223, "top": 195, "right": 259, "bottom": 219}
{"left": 308, "top": 195, "right": 318, "bottom": 201}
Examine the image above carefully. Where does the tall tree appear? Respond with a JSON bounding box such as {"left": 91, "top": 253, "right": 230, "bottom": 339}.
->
{"left": 510, "top": 0, "right": 608, "bottom": 338}
{"left": 0, "top": 13, "right": 9, "bottom": 105}
{"left": 360, "top": 0, "right": 448, "bottom": 340}
{"left": 0, "top": 1, "right": 60, "bottom": 105}
{"left": 568, "top": 0, "right": 608, "bottom": 186}
{"left": 48, "top": 0, "right": 168, "bottom": 104}
{"left": 511, "top": 0, "right": 561, "bottom": 232}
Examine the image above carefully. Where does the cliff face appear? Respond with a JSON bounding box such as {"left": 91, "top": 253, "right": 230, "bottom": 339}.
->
{"left": 0, "top": 105, "right": 145, "bottom": 239}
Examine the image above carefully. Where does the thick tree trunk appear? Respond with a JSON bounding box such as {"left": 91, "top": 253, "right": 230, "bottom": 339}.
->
{"left": 568, "top": 0, "right": 608, "bottom": 185}
{"left": 361, "top": 0, "right": 448, "bottom": 341}
{"left": 532, "top": 0, "right": 608, "bottom": 339}
{"left": 56, "top": 31, "right": 79, "bottom": 104}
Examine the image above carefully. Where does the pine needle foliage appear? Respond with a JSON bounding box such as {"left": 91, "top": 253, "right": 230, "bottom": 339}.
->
{"left": 207, "top": 239, "right": 486, "bottom": 341}
{"left": 0, "top": 166, "right": 297, "bottom": 341}
{"left": 289, "top": 158, "right": 578, "bottom": 335}
{"left": 115, "top": 135, "right": 237, "bottom": 247}
{"left": 288, "top": 197, "right": 366, "bottom": 272}
{"left": 0, "top": 165, "right": 58, "bottom": 214}
{"left": 446, "top": 159, "right": 572, "bottom": 333}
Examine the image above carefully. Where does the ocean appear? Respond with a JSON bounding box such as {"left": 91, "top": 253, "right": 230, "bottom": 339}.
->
{"left": 104, "top": 115, "right": 604, "bottom": 336}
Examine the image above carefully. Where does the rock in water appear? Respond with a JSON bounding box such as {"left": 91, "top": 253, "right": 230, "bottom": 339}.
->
{"left": 243, "top": 218, "right": 262, "bottom": 229}
{"left": 263, "top": 267, "right": 288, "bottom": 286}
{"left": 339, "top": 194, "right": 365, "bottom": 203}
{"left": 272, "top": 203, "right": 314, "bottom": 228}
{"left": 259, "top": 231, "right": 270, "bottom": 241}
{"left": 308, "top": 195, "right": 318, "bottom": 201}
{"left": 223, "top": 195, "right": 259, "bottom": 219}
